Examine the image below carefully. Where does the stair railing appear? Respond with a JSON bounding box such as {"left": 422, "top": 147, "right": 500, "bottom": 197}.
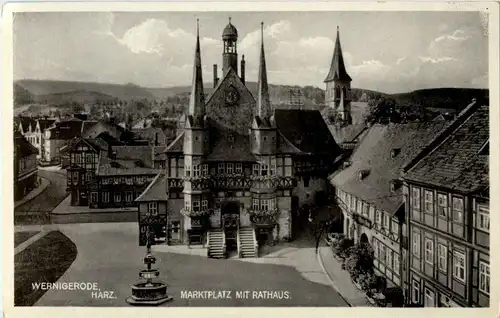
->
{"left": 252, "top": 227, "right": 259, "bottom": 258}
{"left": 237, "top": 228, "right": 242, "bottom": 258}
{"left": 222, "top": 230, "right": 227, "bottom": 258}
{"left": 206, "top": 230, "right": 211, "bottom": 257}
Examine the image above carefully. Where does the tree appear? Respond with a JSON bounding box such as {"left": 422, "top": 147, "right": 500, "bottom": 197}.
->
{"left": 344, "top": 242, "right": 375, "bottom": 281}
{"left": 365, "top": 96, "right": 398, "bottom": 124}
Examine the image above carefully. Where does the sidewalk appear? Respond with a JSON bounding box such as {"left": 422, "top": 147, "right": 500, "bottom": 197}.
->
{"left": 14, "top": 177, "right": 50, "bottom": 208}
{"left": 318, "top": 245, "right": 372, "bottom": 307}
{"left": 51, "top": 195, "right": 138, "bottom": 215}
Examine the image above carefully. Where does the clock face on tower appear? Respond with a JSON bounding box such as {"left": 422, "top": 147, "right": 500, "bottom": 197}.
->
{"left": 225, "top": 87, "right": 240, "bottom": 106}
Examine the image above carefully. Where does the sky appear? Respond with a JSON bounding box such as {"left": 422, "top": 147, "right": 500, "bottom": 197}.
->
{"left": 13, "top": 11, "right": 489, "bottom": 94}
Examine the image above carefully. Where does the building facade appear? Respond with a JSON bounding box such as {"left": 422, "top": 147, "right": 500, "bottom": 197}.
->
{"left": 137, "top": 19, "right": 340, "bottom": 258}
{"left": 330, "top": 122, "right": 447, "bottom": 288}
{"left": 401, "top": 101, "right": 489, "bottom": 307}
{"left": 14, "top": 131, "right": 39, "bottom": 201}
{"left": 88, "top": 145, "right": 161, "bottom": 209}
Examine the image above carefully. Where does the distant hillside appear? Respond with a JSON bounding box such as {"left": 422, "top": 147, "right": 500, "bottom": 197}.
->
{"left": 16, "top": 79, "right": 156, "bottom": 102}
{"left": 34, "top": 90, "right": 117, "bottom": 105}
{"left": 14, "top": 83, "right": 34, "bottom": 105}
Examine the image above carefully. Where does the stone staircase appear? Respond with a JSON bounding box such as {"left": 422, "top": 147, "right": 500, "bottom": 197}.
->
{"left": 238, "top": 227, "right": 258, "bottom": 258}
{"left": 207, "top": 229, "right": 226, "bottom": 258}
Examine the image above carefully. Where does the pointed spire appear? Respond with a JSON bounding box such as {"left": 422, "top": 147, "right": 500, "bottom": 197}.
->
{"left": 324, "top": 26, "right": 352, "bottom": 83}
{"left": 257, "top": 22, "right": 272, "bottom": 120}
{"left": 188, "top": 18, "right": 205, "bottom": 120}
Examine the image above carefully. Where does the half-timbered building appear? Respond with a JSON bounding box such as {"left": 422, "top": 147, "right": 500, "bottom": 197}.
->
{"left": 14, "top": 131, "right": 39, "bottom": 201}
{"left": 401, "top": 100, "right": 489, "bottom": 307}
{"left": 137, "top": 19, "right": 340, "bottom": 257}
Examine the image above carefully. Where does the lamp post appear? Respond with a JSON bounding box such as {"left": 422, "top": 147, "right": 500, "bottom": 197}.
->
{"left": 126, "top": 227, "right": 173, "bottom": 306}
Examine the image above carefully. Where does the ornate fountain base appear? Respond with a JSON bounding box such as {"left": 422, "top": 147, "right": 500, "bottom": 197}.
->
{"left": 126, "top": 282, "right": 173, "bottom": 306}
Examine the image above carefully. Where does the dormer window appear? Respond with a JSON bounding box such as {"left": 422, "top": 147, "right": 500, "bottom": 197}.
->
{"left": 391, "top": 148, "right": 401, "bottom": 159}
{"left": 358, "top": 169, "right": 370, "bottom": 180}
{"left": 391, "top": 179, "right": 402, "bottom": 191}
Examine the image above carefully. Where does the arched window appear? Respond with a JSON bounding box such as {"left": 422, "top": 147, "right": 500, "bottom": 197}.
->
{"left": 335, "top": 86, "right": 341, "bottom": 100}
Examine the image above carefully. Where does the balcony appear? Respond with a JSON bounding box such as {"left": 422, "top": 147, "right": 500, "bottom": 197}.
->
{"left": 180, "top": 207, "right": 214, "bottom": 218}
{"left": 167, "top": 178, "right": 183, "bottom": 190}
{"left": 247, "top": 208, "right": 280, "bottom": 225}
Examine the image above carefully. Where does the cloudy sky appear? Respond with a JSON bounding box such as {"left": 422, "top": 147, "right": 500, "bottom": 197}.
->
{"left": 14, "top": 11, "right": 488, "bottom": 94}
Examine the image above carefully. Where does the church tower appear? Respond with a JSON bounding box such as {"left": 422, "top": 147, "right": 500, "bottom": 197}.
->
{"left": 222, "top": 17, "right": 238, "bottom": 76}
{"left": 251, "top": 22, "right": 277, "bottom": 156}
{"left": 325, "top": 27, "right": 352, "bottom": 125}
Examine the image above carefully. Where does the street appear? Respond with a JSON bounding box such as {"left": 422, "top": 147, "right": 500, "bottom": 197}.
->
{"left": 33, "top": 223, "right": 349, "bottom": 307}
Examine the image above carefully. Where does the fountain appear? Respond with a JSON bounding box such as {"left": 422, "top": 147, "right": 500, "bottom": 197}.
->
{"left": 126, "top": 228, "right": 173, "bottom": 306}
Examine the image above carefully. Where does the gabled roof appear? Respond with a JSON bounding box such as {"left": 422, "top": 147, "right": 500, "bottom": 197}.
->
{"left": 275, "top": 109, "right": 341, "bottom": 157}
{"left": 135, "top": 173, "right": 168, "bottom": 202}
{"left": 97, "top": 145, "right": 159, "bottom": 176}
{"left": 165, "top": 131, "right": 184, "bottom": 153}
{"left": 81, "top": 120, "right": 99, "bottom": 135}
{"left": 131, "top": 127, "right": 167, "bottom": 145}
{"left": 60, "top": 137, "right": 101, "bottom": 154}
{"left": 330, "top": 122, "right": 447, "bottom": 214}
{"left": 47, "top": 120, "right": 84, "bottom": 140}
{"left": 37, "top": 119, "right": 56, "bottom": 132}
{"left": 324, "top": 27, "right": 352, "bottom": 83}
{"left": 14, "top": 131, "right": 38, "bottom": 157}
{"left": 15, "top": 117, "right": 37, "bottom": 133}
{"left": 403, "top": 104, "right": 488, "bottom": 194}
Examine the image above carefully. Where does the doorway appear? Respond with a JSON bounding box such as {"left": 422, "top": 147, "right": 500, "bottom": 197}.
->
{"left": 221, "top": 201, "right": 240, "bottom": 251}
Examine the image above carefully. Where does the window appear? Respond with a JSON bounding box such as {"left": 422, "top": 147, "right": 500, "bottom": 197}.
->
{"left": 424, "top": 288, "right": 435, "bottom": 307}
{"left": 380, "top": 245, "right": 387, "bottom": 265}
{"left": 351, "top": 197, "right": 356, "bottom": 212}
{"left": 387, "top": 249, "right": 393, "bottom": 269}
{"left": 102, "top": 192, "right": 109, "bottom": 203}
{"left": 363, "top": 203, "right": 369, "bottom": 217}
{"left": 477, "top": 205, "right": 489, "bottom": 232}
{"left": 261, "top": 199, "right": 269, "bottom": 211}
{"left": 114, "top": 192, "right": 121, "bottom": 203}
{"left": 90, "top": 192, "right": 98, "bottom": 203}
{"left": 373, "top": 240, "right": 379, "bottom": 259}
{"left": 479, "top": 262, "right": 490, "bottom": 294}
{"left": 424, "top": 190, "right": 434, "bottom": 214}
{"left": 72, "top": 172, "right": 78, "bottom": 183}
{"left": 86, "top": 153, "right": 93, "bottom": 164}
{"left": 227, "top": 163, "right": 234, "bottom": 174}
{"left": 235, "top": 163, "right": 243, "bottom": 174}
{"left": 369, "top": 206, "right": 375, "bottom": 221}
{"left": 357, "top": 200, "right": 362, "bottom": 214}
{"left": 437, "top": 193, "right": 447, "bottom": 217}
{"left": 218, "top": 163, "right": 225, "bottom": 174}
{"left": 376, "top": 210, "right": 382, "bottom": 225}
{"left": 452, "top": 197, "right": 464, "bottom": 223}
{"left": 270, "top": 157, "right": 276, "bottom": 175}
{"left": 193, "top": 165, "right": 200, "bottom": 177}
{"left": 412, "top": 187, "right": 421, "bottom": 209}
{"left": 269, "top": 198, "right": 276, "bottom": 210}
{"left": 193, "top": 201, "right": 200, "bottom": 212}
{"left": 284, "top": 156, "right": 292, "bottom": 176}
{"left": 276, "top": 156, "right": 283, "bottom": 176}
{"left": 202, "top": 164, "right": 208, "bottom": 176}
{"left": 184, "top": 197, "right": 191, "bottom": 211}
{"left": 253, "top": 164, "right": 259, "bottom": 176}
{"left": 185, "top": 164, "right": 191, "bottom": 177}
{"left": 424, "top": 239, "right": 434, "bottom": 265}
{"left": 148, "top": 202, "right": 158, "bottom": 216}
{"left": 412, "top": 280, "right": 420, "bottom": 304}
{"left": 394, "top": 254, "right": 400, "bottom": 274}
{"left": 383, "top": 214, "right": 390, "bottom": 230}
{"left": 412, "top": 232, "right": 421, "bottom": 257}
{"left": 438, "top": 244, "right": 447, "bottom": 272}
{"left": 261, "top": 164, "right": 268, "bottom": 176}
{"left": 391, "top": 220, "right": 399, "bottom": 235}
{"left": 126, "top": 192, "right": 133, "bottom": 202}
{"left": 453, "top": 251, "right": 466, "bottom": 282}
{"left": 202, "top": 200, "right": 208, "bottom": 210}
{"left": 253, "top": 198, "right": 259, "bottom": 210}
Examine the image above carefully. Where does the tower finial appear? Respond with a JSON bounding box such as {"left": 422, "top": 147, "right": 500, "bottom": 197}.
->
{"left": 229, "top": 17, "right": 231, "bottom": 23}
{"left": 197, "top": 18, "right": 200, "bottom": 37}
{"left": 337, "top": 25, "right": 339, "bottom": 32}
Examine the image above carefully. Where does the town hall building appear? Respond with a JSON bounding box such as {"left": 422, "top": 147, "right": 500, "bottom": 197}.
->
{"left": 136, "top": 19, "right": 341, "bottom": 258}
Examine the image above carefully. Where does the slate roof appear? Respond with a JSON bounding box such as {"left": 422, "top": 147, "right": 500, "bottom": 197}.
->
{"left": 47, "top": 120, "right": 84, "bottom": 140}
{"left": 14, "top": 131, "right": 38, "bottom": 157}
{"left": 97, "top": 145, "right": 159, "bottom": 176}
{"left": 165, "top": 132, "right": 184, "bottom": 153}
{"left": 404, "top": 104, "right": 488, "bottom": 194}
{"left": 274, "top": 109, "right": 340, "bottom": 157}
{"left": 81, "top": 120, "right": 99, "bottom": 135}
{"left": 328, "top": 122, "right": 368, "bottom": 145}
{"left": 206, "top": 121, "right": 256, "bottom": 162}
{"left": 330, "top": 122, "right": 448, "bottom": 214}
{"left": 38, "top": 119, "right": 56, "bottom": 132}
{"left": 15, "top": 117, "right": 36, "bottom": 132}
{"left": 132, "top": 127, "right": 167, "bottom": 145}
{"left": 324, "top": 28, "right": 352, "bottom": 83}
{"left": 135, "top": 173, "right": 168, "bottom": 202}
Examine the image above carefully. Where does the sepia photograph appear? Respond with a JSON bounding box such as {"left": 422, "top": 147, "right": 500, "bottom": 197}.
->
{"left": 4, "top": 2, "right": 497, "bottom": 314}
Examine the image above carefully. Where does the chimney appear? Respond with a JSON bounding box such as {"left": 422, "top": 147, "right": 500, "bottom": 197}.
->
{"left": 107, "top": 143, "right": 115, "bottom": 159}
{"left": 241, "top": 55, "right": 246, "bottom": 84}
{"left": 154, "top": 132, "right": 159, "bottom": 146}
{"left": 213, "top": 64, "right": 219, "bottom": 88}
